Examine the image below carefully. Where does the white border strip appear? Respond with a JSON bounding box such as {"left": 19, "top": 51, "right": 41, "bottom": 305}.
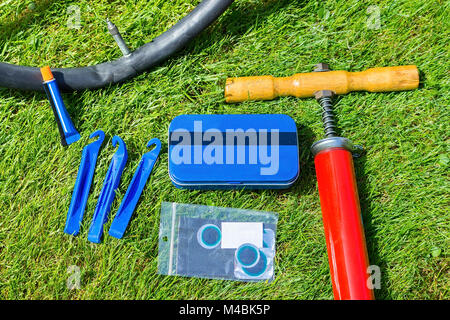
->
{"left": 168, "top": 202, "right": 177, "bottom": 275}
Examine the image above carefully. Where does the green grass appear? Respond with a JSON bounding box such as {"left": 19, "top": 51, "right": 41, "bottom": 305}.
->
{"left": 0, "top": 0, "right": 448, "bottom": 299}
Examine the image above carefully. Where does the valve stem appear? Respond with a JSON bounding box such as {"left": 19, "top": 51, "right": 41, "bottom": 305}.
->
{"left": 106, "top": 18, "right": 131, "bottom": 56}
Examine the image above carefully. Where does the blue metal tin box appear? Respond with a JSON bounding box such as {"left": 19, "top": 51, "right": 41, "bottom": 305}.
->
{"left": 168, "top": 114, "right": 299, "bottom": 189}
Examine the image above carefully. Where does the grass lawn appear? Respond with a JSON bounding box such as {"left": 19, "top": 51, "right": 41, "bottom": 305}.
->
{"left": 0, "top": 0, "right": 448, "bottom": 299}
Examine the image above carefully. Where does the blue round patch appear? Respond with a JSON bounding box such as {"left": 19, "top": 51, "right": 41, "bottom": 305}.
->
{"left": 197, "top": 224, "right": 221, "bottom": 249}
{"left": 242, "top": 250, "right": 267, "bottom": 277}
{"left": 236, "top": 243, "right": 260, "bottom": 268}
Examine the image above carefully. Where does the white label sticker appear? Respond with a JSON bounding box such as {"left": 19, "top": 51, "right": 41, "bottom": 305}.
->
{"left": 221, "top": 222, "right": 263, "bottom": 249}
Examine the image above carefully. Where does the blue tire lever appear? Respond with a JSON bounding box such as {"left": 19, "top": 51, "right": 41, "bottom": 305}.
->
{"left": 109, "top": 138, "right": 161, "bottom": 239}
{"left": 64, "top": 130, "right": 105, "bottom": 236}
{"left": 88, "top": 136, "right": 128, "bottom": 243}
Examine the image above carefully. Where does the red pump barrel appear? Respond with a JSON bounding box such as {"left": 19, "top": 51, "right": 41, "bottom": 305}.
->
{"left": 312, "top": 138, "right": 374, "bottom": 300}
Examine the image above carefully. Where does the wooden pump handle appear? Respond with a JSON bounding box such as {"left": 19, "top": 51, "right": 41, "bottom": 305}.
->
{"left": 224, "top": 65, "right": 419, "bottom": 103}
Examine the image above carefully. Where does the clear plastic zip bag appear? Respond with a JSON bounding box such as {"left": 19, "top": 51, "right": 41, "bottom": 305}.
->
{"left": 158, "top": 202, "right": 278, "bottom": 282}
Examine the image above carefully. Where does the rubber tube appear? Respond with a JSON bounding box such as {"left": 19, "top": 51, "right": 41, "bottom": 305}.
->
{"left": 0, "top": 0, "right": 234, "bottom": 91}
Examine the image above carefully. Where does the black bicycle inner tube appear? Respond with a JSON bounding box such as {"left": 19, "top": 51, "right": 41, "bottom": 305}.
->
{"left": 0, "top": 0, "right": 234, "bottom": 91}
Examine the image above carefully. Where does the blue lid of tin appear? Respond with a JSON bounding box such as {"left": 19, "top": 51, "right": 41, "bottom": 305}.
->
{"left": 168, "top": 114, "right": 299, "bottom": 189}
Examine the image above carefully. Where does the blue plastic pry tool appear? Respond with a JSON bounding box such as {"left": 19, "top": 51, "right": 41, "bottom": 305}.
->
{"left": 88, "top": 136, "right": 128, "bottom": 243}
{"left": 109, "top": 138, "right": 161, "bottom": 239}
{"left": 64, "top": 130, "right": 105, "bottom": 236}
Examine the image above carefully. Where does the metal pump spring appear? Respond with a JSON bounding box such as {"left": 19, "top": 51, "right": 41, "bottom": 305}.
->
{"left": 317, "top": 96, "right": 337, "bottom": 137}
